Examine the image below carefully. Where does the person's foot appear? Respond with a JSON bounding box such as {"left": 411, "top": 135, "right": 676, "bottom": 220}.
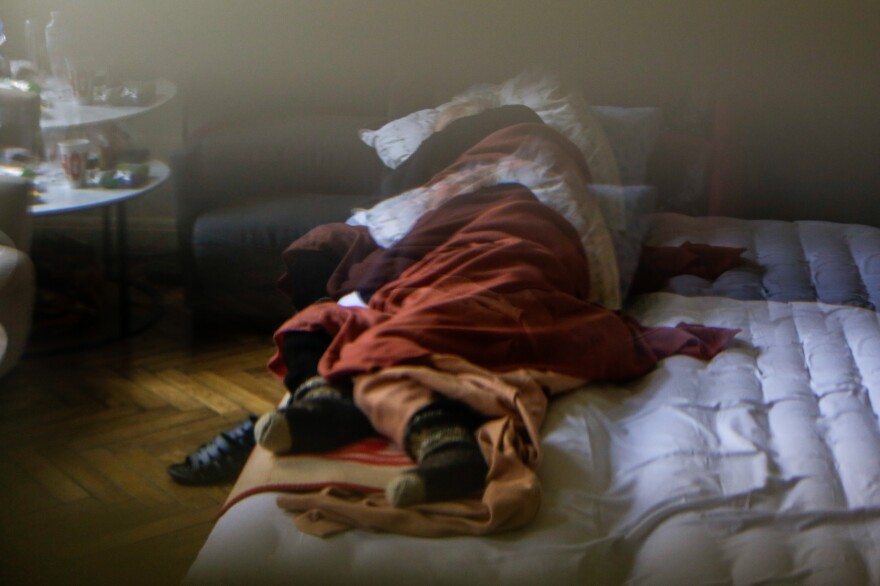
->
{"left": 167, "top": 415, "right": 257, "bottom": 485}
{"left": 386, "top": 443, "right": 487, "bottom": 506}
{"left": 386, "top": 401, "right": 487, "bottom": 507}
{"left": 254, "top": 399, "right": 375, "bottom": 454}
{"left": 254, "top": 376, "right": 375, "bottom": 455}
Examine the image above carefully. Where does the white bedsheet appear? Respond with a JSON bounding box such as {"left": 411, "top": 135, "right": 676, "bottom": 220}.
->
{"left": 186, "top": 294, "right": 880, "bottom": 585}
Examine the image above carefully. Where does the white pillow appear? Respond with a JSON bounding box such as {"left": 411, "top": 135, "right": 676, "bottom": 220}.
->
{"left": 349, "top": 133, "right": 623, "bottom": 310}
{"left": 493, "top": 72, "right": 621, "bottom": 185}
{"left": 358, "top": 108, "right": 439, "bottom": 170}
{"left": 359, "top": 72, "right": 622, "bottom": 185}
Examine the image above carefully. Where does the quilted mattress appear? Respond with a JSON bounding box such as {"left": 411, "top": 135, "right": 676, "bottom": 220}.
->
{"left": 647, "top": 212, "right": 880, "bottom": 309}
{"left": 186, "top": 293, "right": 880, "bottom": 585}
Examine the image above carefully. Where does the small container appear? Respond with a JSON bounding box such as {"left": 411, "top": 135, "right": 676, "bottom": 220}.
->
{"left": 25, "top": 19, "right": 46, "bottom": 72}
{"left": 0, "top": 19, "right": 11, "bottom": 78}
{"left": 66, "top": 57, "right": 95, "bottom": 105}
{"left": 45, "top": 11, "right": 74, "bottom": 80}
{"left": 58, "top": 138, "right": 90, "bottom": 188}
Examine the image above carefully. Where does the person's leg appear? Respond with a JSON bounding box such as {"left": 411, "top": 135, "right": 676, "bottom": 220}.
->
{"left": 254, "top": 331, "right": 375, "bottom": 454}
{"left": 385, "top": 399, "right": 488, "bottom": 506}
{"left": 353, "top": 374, "right": 489, "bottom": 506}
{"left": 254, "top": 374, "right": 375, "bottom": 454}
{"left": 168, "top": 330, "right": 346, "bottom": 485}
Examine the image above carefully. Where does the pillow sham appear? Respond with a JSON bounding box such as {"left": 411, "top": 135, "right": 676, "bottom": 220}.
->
{"left": 589, "top": 184, "right": 657, "bottom": 297}
{"left": 349, "top": 137, "right": 623, "bottom": 310}
{"left": 359, "top": 72, "right": 622, "bottom": 185}
{"left": 358, "top": 108, "right": 439, "bottom": 170}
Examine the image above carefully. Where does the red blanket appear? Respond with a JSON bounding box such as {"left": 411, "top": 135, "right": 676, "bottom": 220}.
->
{"left": 271, "top": 187, "right": 733, "bottom": 393}
{"left": 253, "top": 197, "right": 737, "bottom": 536}
{"left": 232, "top": 122, "right": 740, "bottom": 537}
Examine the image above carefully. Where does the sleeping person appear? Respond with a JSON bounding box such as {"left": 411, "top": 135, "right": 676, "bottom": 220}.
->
{"left": 170, "top": 105, "right": 739, "bottom": 529}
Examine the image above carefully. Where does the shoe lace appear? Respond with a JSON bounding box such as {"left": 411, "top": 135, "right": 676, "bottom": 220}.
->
{"left": 187, "top": 417, "right": 256, "bottom": 467}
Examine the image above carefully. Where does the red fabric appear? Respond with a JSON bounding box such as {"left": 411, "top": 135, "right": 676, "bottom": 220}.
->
{"left": 276, "top": 223, "right": 380, "bottom": 304}
{"left": 251, "top": 122, "right": 743, "bottom": 537}
{"left": 268, "top": 189, "right": 738, "bottom": 390}
{"left": 630, "top": 241, "right": 746, "bottom": 294}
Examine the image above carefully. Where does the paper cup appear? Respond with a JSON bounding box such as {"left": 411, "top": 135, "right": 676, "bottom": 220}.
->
{"left": 58, "top": 138, "right": 90, "bottom": 188}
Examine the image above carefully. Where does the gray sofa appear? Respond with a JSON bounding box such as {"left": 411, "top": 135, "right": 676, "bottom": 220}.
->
{"left": 170, "top": 80, "right": 716, "bottom": 330}
{"left": 171, "top": 113, "right": 387, "bottom": 328}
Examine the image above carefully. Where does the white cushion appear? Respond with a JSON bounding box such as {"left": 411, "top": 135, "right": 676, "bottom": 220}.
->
{"left": 349, "top": 136, "right": 623, "bottom": 309}
{"left": 358, "top": 109, "right": 440, "bottom": 170}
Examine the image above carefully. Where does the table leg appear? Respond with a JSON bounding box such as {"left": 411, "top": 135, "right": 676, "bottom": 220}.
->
{"left": 102, "top": 207, "right": 113, "bottom": 279}
{"left": 117, "top": 202, "right": 131, "bottom": 335}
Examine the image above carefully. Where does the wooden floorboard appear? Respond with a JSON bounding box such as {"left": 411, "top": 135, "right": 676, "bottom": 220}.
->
{"left": 1, "top": 270, "right": 283, "bottom": 585}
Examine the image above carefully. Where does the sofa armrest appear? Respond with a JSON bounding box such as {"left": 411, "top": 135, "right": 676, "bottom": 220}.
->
{"left": 171, "top": 113, "right": 387, "bottom": 226}
{"left": 0, "top": 176, "right": 33, "bottom": 253}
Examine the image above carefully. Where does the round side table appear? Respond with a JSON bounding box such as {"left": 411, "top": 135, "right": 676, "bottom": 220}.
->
{"left": 27, "top": 161, "right": 170, "bottom": 354}
{"left": 40, "top": 79, "right": 177, "bottom": 132}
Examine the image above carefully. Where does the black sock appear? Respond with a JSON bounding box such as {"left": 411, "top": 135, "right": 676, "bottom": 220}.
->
{"left": 386, "top": 400, "right": 487, "bottom": 506}
{"left": 256, "top": 376, "right": 374, "bottom": 454}
{"left": 284, "top": 376, "right": 374, "bottom": 453}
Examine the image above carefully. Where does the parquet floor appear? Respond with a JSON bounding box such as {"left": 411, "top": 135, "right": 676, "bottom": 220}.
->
{"left": 0, "top": 267, "right": 284, "bottom": 586}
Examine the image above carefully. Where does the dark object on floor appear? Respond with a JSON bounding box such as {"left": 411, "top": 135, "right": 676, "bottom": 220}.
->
{"left": 167, "top": 415, "right": 258, "bottom": 485}
{"left": 31, "top": 234, "right": 103, "bottom": 330}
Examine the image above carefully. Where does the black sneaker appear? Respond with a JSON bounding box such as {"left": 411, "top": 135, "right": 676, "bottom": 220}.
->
{"left": 167, "top": 415, "right": 258, "bottom": 486}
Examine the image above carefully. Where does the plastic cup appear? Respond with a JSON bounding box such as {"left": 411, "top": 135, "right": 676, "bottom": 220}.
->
{"left": 66, "top": 57, "right": 95, "bottom": 106}
{"left": 58, "top": 138, "right": 90, "bottom": 188}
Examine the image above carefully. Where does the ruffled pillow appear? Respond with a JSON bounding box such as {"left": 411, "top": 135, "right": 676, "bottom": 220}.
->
{"left": 359, "top": 72, "right": 621, "bottom": 185}
{"left": 358, "top": 108, "right": 440, "bottom": 170}
{"left": 350, "top": 130, "right": 623, "bottom": 309}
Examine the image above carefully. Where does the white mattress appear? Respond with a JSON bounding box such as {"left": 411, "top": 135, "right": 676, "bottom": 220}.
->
{"left": 186, "top": 293, "right": 880, "bottom": 585}
{"left": 648, "top": 212, "right": 880, "bottom": 309}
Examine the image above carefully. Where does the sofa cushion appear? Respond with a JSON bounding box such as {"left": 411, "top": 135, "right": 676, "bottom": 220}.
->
{"left": 190, "top": 192, "right": 374, "bottom": 324}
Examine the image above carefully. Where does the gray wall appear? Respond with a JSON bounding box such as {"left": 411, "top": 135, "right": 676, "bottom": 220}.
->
{"left": 3, "top": 0, "right": 880, "bottom": 228}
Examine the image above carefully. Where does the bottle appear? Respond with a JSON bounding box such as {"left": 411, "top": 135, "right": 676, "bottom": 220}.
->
{"left": 45, "top": 11, "right": 73, "bottom": 79}
{"left": 25, "top": 19, "right": 46, "bottom": 73}
{"left": 0, "top": 19, "right": 11, "bottom": 78}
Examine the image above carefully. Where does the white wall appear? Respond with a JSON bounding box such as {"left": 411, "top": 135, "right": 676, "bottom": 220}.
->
{"left": 3, "top": 0, "right": 879, "bottom": 230}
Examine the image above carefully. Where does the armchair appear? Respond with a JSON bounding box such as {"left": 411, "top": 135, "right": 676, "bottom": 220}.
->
{"left": 0, "top": 176, "right": 35, "bottom": 379}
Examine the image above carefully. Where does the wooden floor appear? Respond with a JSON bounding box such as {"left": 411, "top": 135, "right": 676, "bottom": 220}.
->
{"left": 0, "top": 269, "right": 284, "bottom": 585}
